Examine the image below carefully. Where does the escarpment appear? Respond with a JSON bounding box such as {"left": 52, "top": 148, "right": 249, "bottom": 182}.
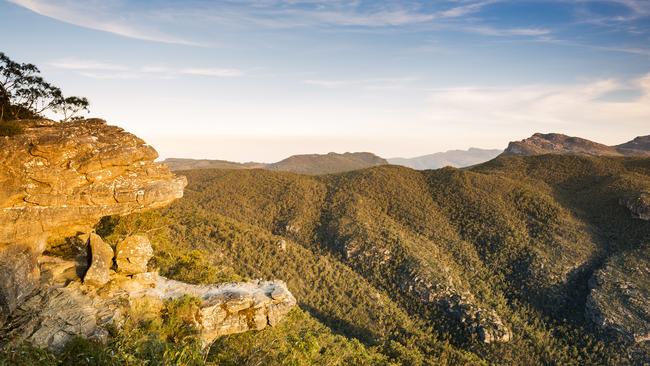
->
{"left": 0, "top": 119, "right": 186, "bottom": 247}
{"left": 0, "top": 119, "right": 295, "bottom": 349}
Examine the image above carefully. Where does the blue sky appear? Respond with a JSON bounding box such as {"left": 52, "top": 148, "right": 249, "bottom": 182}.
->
{"left": 1, "top": 0, "right": 649, "bottom": 161}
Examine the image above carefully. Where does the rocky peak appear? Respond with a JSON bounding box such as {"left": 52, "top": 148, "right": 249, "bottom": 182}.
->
{"left": 502, "top": 132, "right": 620, "bottom": 157}
{"left": 616, "top": 135, "right": 650, "bottom": 156}
{"left": 502, "top": 132, "right": 650, "bottom": 157}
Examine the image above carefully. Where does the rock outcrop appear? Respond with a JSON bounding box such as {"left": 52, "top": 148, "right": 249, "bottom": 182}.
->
{"left": 0, "top": 119, "right": 186, "bottom": 246}
{"left": 586, "top": 243, "right": 650, "bottom": 343}
{"left": 0, "top": 119, "right": 186, "bottom": 316}
{"left": 115, "top": 235, "right": 153, "bottom": 274}
{"left": 6, "top": 256, "right": 295, "bottom": 350}
{"left": 0, "top": 119, "right": 296, "bottom": 350}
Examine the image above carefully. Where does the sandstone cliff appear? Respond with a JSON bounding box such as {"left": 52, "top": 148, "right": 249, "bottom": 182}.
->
{"left": 0, "top": 119, "right": 185, "bottom": 318}
{"left": 0, "top": 119, "right": 295, "bottom": 349}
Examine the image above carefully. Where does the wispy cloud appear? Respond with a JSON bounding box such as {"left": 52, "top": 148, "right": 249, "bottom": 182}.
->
{"left": 425, "top": 75, "right": 650, "bottom": 130}
{"left": 438, "top": 0, "right": 498, "bottom": 18}
{"left": 181, "top": 68, "right": 244, "bottom": 77}
{"left": 7, "top": 0, "right": 203, "bottom": 46}
{"left": 48, "top": 58, "right": 129, "bottom": 71}
{"left": 47, "top": 58, "right": 244, "bottom": 79}
{"left": 304, "top": 77, "right": 417, "bottom": 90}
{"left": 465, "top": 26, "right": 552, "bottom": 37}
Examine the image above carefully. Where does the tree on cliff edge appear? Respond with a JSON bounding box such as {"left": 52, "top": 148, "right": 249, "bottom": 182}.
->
{"left": 0, "top": 52, "right": 89, "bottom": 122}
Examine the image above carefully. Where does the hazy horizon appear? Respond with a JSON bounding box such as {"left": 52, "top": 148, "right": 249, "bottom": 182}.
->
{"left": 2, "top": 0, "right": 649, "bottom": 161}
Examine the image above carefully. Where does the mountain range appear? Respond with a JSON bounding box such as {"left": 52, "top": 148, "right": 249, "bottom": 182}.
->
{"left": 388, "top": 148, "right": 503, "bottom": 169}
{"left": 163, "top": 152, "right": 388, "bottom": 175}
{"left": 164, "top": 133, "right": 650, "bottom": 175}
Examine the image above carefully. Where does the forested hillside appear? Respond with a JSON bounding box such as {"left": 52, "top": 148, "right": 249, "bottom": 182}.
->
{"left": 89, "top": 154, "right": 649, "bottom": 365}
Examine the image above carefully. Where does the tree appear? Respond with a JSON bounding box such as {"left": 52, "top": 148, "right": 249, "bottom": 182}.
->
{"left": 0, "top": 52, "right": 90, "bottom": 121}
{"left": 53, "top": 96, "right": 90, "bottom": 122}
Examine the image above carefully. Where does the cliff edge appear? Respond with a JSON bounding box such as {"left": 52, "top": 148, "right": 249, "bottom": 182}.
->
{"left": 0, "top": 119, "right": 295, "bottom": 350}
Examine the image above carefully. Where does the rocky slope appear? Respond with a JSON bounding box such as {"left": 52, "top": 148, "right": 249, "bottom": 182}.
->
{"left": 502, "top": 132, "right": 650, "bottom": 157}
{"left": 388, "top": 148, "right": 502, "bottom": 170}
{"left": 0, "top": 119, "right": 295, "bottom": 350}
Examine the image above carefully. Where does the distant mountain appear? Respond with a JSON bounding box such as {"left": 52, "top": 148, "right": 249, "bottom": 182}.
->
{"left": 502, "top": 133, "right": 650, "bottom": 157}
{"left": 266, "top": 152, "right": 387, "bottom": 175}
{"left": 162, "top": 158, "right": 265, "bottom": 171}
{"left": 388, "top": 148, "right": 502, "bottom": 170}
{"left": 616, "top": 135, "right": 650, "bottom": 156}
{"left": 164, "top": 152, "right": 388, "bottom": 175}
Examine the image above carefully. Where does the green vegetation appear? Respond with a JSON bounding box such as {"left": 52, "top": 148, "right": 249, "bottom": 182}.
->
{"left": 0, "top": 120, "right": 23, "bottom": 136}
{"left": 7, "top": 154, "right": 650, "bottom": 364}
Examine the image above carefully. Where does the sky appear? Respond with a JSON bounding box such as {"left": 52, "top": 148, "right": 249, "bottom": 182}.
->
{"left": 1, "top": 0, "right": 649, "bottom": 162}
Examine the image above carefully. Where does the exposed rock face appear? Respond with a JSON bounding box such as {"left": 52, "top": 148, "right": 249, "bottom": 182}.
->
{"left": 0, "top": 119, "right": 186, "bottom": 313}
{"left": 502, "top": 133, "right": 650, "bottom": 157}
{"left": 0, "top": 119, "right": 186, "bottom": 246}
{"left": 83, "top": 233, "right": 114, "bottom": 287}
{"left": 115, "top": 235, "right": 153, "bottom": 275}
{"left": 502, "top": 133, "right": 621, "bottom": 157}
{"left": 5, "top": 256, "right": 296, "bottom": 350}
{"left": 0, "top": 119, "right": 296, "bottom": 350}
{"left": 623, "top": 193, "right": 650, "bottom": 221}
{"left": 0, "top": 245, "right": 40, "bottom": 319}
{"left": 586, "top": 244, "right": 650, "bottom": 343}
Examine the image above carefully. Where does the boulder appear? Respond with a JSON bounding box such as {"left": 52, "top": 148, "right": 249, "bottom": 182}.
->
{"left": 115, "top": 235, "right": 153, "bottom": 275}
{"left": 83, "top": 233, "right": 113, "bottom": 287}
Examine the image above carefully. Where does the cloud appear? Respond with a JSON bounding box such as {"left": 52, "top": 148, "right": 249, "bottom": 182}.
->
{"left": 48, "top": 58, "right": 128, "bottom": 71}
{"left": 438, "top": 0, "right": 498, "bottom": 18}
{"left": 465, "top": 26, "right": 552, "bottom": 37}
{"left": 47, "top": 58, "right": 244, "bottom": 79}
{"left": 7, "top": 0, "right": 202, "bottom": 46}
{"left": 181, "top": 68, "right": 244, "bottom": 77}
{"left": 425, "top": 75, "right": 650, "bottom": 131}
{"left": 304, "top": 77, "right": 417, "bottom": 89}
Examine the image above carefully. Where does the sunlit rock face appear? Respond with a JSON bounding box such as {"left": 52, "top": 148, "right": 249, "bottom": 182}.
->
{"left": 0, "top": 119, "right": 186, "bottom": 246}
{"left": 0, "top": 119, "right": 296, "bottom": 349}
{"left": 0, "top": 119, "right": 186, "bottom": 316}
